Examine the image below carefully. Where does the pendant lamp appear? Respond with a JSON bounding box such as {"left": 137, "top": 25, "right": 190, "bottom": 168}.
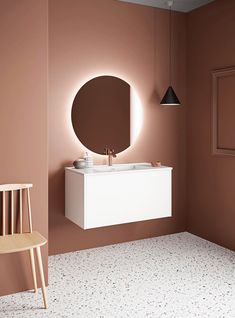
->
{"left": 160, "top": 0, "right": 180, "bottom": 106}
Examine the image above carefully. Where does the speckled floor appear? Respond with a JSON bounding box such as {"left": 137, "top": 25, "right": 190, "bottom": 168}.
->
{"left": 0, "top": 232, "right": 234, "bottom": 318}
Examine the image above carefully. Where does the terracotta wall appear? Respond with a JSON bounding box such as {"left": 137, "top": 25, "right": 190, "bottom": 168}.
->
{"left": 49, "top": 0, "right": 187, "bottom": 255}
{"left": 187, "top": 0, "right": 235, "bottom": 251}
{"left": 0, "top": 0, "right": 48, "bottom": 296}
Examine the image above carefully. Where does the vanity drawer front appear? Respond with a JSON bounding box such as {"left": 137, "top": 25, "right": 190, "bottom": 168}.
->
{"left": 84, "top": 169, "right": 171, "bottom": 229}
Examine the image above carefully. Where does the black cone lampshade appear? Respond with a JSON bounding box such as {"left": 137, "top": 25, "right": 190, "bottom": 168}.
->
{"left": 160, "top": 86, "right": 180, "bottom": 105}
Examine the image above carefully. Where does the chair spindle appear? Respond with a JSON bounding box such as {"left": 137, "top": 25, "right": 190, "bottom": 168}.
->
{"left": 20, "top": 189, "right": 23, "bottom": 233}
{"left": 2, "top": 191, "right": 5, "bottom": 236}
{"left": 27, "top": 188, "right": 32, "bottom": 233}
{"left": 11, "top": 190, "right": 14, "bottom": 234}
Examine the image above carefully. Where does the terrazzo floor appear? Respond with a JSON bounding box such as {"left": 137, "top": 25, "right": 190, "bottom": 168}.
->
{"left": 0, "top": 232, "right": 234, "bottom": 318}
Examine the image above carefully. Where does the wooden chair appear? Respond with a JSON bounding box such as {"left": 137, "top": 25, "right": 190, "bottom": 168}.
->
{"left": 0, "top": 184, "right": 48, "bottom": 309}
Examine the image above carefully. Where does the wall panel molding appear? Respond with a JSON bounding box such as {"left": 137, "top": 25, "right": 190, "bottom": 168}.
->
{"left": 212, "top": 67, "right": 235, "bottom": 156}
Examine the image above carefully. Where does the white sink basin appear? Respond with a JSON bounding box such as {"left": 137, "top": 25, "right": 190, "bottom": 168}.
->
{"left": 93, "top": 164, "right": 135, "bottom": 173}
{"left": 86, "top": 163, "right": 163, "bottom": 174}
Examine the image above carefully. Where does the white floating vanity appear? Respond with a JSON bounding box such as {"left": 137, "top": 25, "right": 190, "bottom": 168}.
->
{"left": 65, "top": 163, "right": 172, "bottom": 229}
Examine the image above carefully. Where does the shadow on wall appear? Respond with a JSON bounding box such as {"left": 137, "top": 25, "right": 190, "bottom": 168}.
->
{"left": 148, "top": 89, "right": 162, "bottom": 106}
{"left": 49, "top": 161, "right": 71, "bottom": 220}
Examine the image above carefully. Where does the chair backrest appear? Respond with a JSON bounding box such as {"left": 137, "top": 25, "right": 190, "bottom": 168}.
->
{"left": 0, "top": 184, "right": 33, "bottom": 236}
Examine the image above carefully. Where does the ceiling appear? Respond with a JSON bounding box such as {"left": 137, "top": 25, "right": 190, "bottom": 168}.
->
{"left": 118, "top": 0, "right": 214, "bottom": 12}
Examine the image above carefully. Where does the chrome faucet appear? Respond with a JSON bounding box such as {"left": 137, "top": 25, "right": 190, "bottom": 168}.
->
{"left": 104, "top": 147, "right": 117, "bottom": 166}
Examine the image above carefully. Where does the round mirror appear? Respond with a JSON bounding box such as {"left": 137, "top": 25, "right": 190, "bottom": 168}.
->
{"left": 71, "top": 75, "right": 141, "bottom": 155}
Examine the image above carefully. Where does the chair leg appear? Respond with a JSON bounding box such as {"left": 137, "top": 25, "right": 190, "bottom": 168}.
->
{"left": 29, "top": 248, "right": 37, "bottom": 293}
{"left": 36, "top": 246, "right": 48, "bottom": 309}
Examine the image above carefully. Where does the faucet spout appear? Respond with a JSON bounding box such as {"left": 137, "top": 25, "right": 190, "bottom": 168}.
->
{"left": 104, "top": 147, "right": 117, "bottom": 166}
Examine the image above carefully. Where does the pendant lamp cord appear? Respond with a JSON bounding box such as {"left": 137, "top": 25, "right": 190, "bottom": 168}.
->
{"left": 169, "top": 1, "right": 172, "bottom": 86}
{"left": 154, "top": 8, "right": 157, "bottom": 88}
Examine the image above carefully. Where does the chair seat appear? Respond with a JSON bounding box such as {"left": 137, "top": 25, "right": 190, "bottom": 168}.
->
{"left": 0, "top": 231, "right": 47, "bottom": 254}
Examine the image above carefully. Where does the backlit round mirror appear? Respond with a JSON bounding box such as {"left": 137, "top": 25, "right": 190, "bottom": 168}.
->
{"left": 71, "top": 75, "right": 141, "bottom": 155}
